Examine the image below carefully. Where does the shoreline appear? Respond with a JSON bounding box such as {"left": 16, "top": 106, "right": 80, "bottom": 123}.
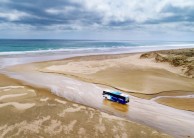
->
{"left": 0, "top": 47, "right": 193, "bottom": 69}
{"left": 0, "top": 44, "right": 193, "bottom": 56}
{"left": 1, "top": 48, "right": 194, "bottom": 138}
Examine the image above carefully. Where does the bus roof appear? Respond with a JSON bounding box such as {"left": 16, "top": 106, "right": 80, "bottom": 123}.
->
{"left": 104, "top": 90, "right": 129, "bottom": 98}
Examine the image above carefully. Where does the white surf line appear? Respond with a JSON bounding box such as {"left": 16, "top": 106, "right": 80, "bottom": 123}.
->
{"left": 4, "top": 71, "right": 194, "bottom": 138}
{"left": 0, "top": 93, "right": 28, "bottom": 101}
{"left": 150, "top": 94, "right": 194, "bottom": 101}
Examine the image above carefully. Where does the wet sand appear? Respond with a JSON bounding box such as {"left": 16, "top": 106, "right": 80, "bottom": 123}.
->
{"left": 0, "top": 74, "right": 170, "bottom": 138}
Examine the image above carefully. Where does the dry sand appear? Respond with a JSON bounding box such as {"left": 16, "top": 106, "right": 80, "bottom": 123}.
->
{"left": 156, "top": 98, "right": 194, "bottom": 111}
{"left": 40, "top": 54, "right": 194, "bottom": 94}
{"left": 0, "top": 74, "right": 170, "bottom": 138}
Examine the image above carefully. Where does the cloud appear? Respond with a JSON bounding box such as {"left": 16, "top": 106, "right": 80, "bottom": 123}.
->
{"left": 46, "top": 6, "right": 76, "bottom": 15}
{"left": 0, "top": 10, "right": 30, "bottom": 21}
{"left": 73, "top": 0, "right": 194, "bottom": 24}
{"left": 0, "top": 0, "right": 193, "bottom": 39}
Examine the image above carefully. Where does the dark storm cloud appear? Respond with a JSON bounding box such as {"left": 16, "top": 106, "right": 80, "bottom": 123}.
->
{"left": 0, "top": 0, "right": 103, "bottom": 29}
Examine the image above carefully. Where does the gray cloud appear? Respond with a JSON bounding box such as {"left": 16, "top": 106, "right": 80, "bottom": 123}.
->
{"left": 0, "top": 0, "right": 103, "bottom": 29}
{"left": 0, "top": 0, "right": 194, "bottom": 40}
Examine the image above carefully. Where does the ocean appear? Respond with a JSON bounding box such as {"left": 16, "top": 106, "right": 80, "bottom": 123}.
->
{"left": 0, "top": 39, "right": 194, "bottom": 68}
{"left": 0, "top": 39, "right": 194, "bottom": 55}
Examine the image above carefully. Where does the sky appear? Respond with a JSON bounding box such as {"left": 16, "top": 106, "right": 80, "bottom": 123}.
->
{"left": 0, "top": 0, "right": 194, "bottom": 40}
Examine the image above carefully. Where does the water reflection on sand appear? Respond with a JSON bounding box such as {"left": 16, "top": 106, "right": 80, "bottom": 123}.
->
{"left": 102, "top": 99, "right": 129, "bottom": 113}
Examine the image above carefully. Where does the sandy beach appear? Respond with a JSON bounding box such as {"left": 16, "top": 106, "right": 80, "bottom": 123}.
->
{"left": 1, "top": 48, "right": 194, "bottom": 138}
{"left": 36, "top": 50, "right": 194, "bottom": 111}
{"left": 0, "top": 74, "right": 171, "bottom": 138}
{"left": 1, "top": 0, "right": 194, "bottom": 137}
{"left": 39, "top": 53, "right": 194, "bottom": 93}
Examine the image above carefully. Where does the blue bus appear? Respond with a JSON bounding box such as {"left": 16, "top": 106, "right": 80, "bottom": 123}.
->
{"left": 103, "top": 90, "right": 129, "bottom": 104}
